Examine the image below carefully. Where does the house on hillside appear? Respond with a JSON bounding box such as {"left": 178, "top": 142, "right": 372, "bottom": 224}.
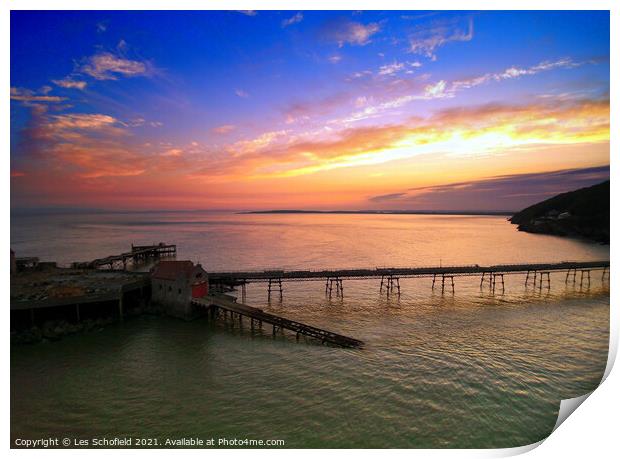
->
{"left": 151, "top": 260, "right": 209, "bottom": 319}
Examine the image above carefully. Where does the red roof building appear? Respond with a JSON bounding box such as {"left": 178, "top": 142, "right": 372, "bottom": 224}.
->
{"left": 150, "top": 260, "right": 209, "bottom": 319}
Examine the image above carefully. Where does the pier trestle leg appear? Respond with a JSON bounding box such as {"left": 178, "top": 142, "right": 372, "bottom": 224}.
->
{"left": 491, "top": 273, "right": 505, "bottom": 293}
{"left": 327, "top": 277, "right": 343, "bottom": 299}
{"left": 441, "top": 275, "right": 455, "bottom": 295}
{"left": 525, "top": 270, "right": 539, "bottom": 288}
{"left": 385, "top": 276, "right": 400, "bottom": 297}
{"left": 580, "top": 270, "right": 591, "bottom": 289}
{"left": 268, "top": 278, "right": 283, "bottom": 302}
{"left": 538, "top": 272, "right": 551, "bottom": 290}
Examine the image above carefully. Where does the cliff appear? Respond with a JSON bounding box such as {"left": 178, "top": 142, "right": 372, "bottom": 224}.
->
{"left": 509, "top": 180, "right": 609, "bottom": 244}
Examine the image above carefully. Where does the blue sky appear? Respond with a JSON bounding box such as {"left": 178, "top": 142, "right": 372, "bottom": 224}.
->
{"left": 10, "top": 10, "right": 610, "bottom": 210}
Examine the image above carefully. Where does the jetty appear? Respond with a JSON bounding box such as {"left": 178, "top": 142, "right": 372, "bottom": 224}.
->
{"left": 72, "top": 243, "right": 176, "bottom": 270}
{"left": 193, "top": 294, "right": 363, "bottom": 348}
{"left": 209, "top": 260, "right": 610, "bottom": 299}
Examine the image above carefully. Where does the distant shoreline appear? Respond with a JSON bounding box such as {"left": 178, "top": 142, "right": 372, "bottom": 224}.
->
{"left": 10, "top": 208, "right": 515, "bottom": 217}
{"left": 239, "top": 210, "right": 515, "bottom": 216}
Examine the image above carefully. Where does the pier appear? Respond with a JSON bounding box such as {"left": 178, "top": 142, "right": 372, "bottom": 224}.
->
{"left": 192, "top": 294, "right": 363, "bottom": 348}
{"left": 73, "top": 243, "right": 176, "bottom": 270}
{"left": 209, "top": 260, "right": 610, "bottom": 299}
{"left": 10, "top": 242, "right": 609, "bottom": 348}
{"left": 10, "top": 268, "right": 150, "bottom": 335}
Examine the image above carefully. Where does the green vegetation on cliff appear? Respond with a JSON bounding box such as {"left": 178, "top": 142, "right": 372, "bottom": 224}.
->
{"left": 509, "top": 180, "right": 609, "bottom": 243}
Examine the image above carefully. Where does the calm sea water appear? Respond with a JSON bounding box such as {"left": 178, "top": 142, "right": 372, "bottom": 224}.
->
{"left": 10, "top": 212, "right": 610, "bottom": 448}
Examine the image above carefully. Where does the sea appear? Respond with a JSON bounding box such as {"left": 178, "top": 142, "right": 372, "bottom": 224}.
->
{"left": 10, "top": 211, "right": 610, "bottom": 448}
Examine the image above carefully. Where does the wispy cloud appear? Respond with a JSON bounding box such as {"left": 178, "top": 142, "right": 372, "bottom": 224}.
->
{"left": 212, "top": 124, "right": 236, "bottom": 134}
{"left": 236, "top": 11, "right": 257, "bottom": 17}
{"left": 10, "top": 87, "right": 66, "bottom": 104}
{"left": 123, "top": 117, "right": 162, "bottom": 128}
{"left": 80, "top": 52, "right": 152, "bottom": 80}
{"left": 424, "top": 80, "right": 450, "bottom": 98}
{"left": 337, "top": 79, "right": 451, "bottom": 124}
{"left": 282, "top": 12, "right": 303, "bottom": 27}
{"left": 368, "top": 192, "right": 407, "bottom": 202}
{"left": 284, "top": 91, "right": 352, "bottom": 124}
{"left": 235, "top": 89, "right": 249, "bottom": 98}
{"left": 323, "top": 19, "right": 382, "bottom": 47}
{"left": 13, "top": 110, "right": 144, "bottom": 179}
{"left": 96, "top": 21, "right": 108, "bottom": 33}
{"left": 328, "top": 54, "right": 343, "bottom": 64}
{"left": 451, "top": 58, "right": 583, "bottom": 92}
{"left": 52, "top": 78, "right": 87, "bottom": 90}
{"left": 340, "top": 57, "right": 591, "bottom": 124}
{"left": 378, "top": 62, "right": 405, "bottom": 76}
{"left": 203, "top": 97, "right": 608, "bottom": 179}
{"left": 368, "top": 166, "right": 610, "bottom": 211}
{"left": 378, "top": 61, "right": 421, "bottom": 76}
{"left": 48, "top": 113, "right": 120, "bottom": 131}
{"left": 408, "top": 17, "right": 474, "bottom": 60}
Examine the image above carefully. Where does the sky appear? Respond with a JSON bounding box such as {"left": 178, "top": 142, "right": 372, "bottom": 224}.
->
{"left": 10, "top": 10, "right": 610, "bottom": 211}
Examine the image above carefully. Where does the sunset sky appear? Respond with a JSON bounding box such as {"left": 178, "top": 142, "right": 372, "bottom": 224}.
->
{"left": 10, "top": 10, "right": 610, "bottom": 211}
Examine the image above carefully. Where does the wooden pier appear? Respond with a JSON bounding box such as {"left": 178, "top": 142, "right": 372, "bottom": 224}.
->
{"left": 192, "top": 294, "right": 363, "bottom": 348}
{"left": 73, "top": 243, "right": 176, "bottom": 270}
{"left": 209, "top": 260, "right": 610, "bottom": 298}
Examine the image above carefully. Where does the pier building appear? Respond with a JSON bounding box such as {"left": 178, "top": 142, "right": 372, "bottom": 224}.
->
{"left": 151, "top": 260, "right": 209, "bottom": 319}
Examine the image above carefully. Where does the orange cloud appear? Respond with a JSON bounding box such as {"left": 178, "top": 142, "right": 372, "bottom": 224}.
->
{"left": 52, "top": 78, "right": 87, "bottom": 90}
{"left": 10, "top": 87, "right": 66, "bottom": 104}
{"left": 11, "top": 96, "right": 609, "bottom": 208}
{"left": 215, "top": 97, "right": 610, "bottom": 178}
{"left": 212, "top": 124, "right": 236, "bottom": 134}
{"left": 80, "top": 52, "right": 152, "bottom": 80}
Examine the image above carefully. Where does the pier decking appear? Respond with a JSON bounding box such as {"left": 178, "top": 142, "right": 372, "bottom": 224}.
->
{"left": 10, "top": 268, "right": 150, "bottom": 331}
{"left": 193, "top": 294, "right": 363, "bottom": 348}
{"left": 209, "top": 260, "right": 610, "bottom": 298}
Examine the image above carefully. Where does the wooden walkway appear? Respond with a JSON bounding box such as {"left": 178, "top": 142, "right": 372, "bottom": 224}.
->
{"left": 192, "top": 294, "right": 363, "bottom": 348}
{"left": 209, "top": 260, "right": 609, "bottom": 299}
